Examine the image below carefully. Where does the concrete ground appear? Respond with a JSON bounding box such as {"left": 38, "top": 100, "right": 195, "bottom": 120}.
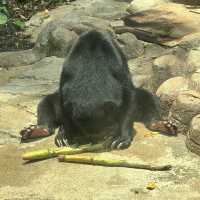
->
{"left": 1, "top": 125, "right": 200, "bottom": 200}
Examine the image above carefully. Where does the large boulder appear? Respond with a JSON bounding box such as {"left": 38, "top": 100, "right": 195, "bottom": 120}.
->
{"left": 186, "top": 114, "right": 200, "bottom": 156}
{"left": 187, "top": 71, "right": 200, "bottom": 93}
{"left": 0, "top": 49, "right": 41, "bottom": 68}
{"left": 142, "top": 42, "right": 167, "bottom": 58}
{"left": 82, "top": 0, "right": 128, "bottom": 19}
{"left": 35, "top": 24, "right": 78, "bottom": 58}
{"left": 117, "top": 33, "right": 144, "bottom": 60}
{"left": 156, "top": 77, "right": 189, "bottom": 117}
{"left": 128, "top": 57, "right": 154, "bottom": 90}
{"left": 0, "top": 57, "right": 64, "bottom": 96}
{"left": 187, "top": 47, "right": 200, "bottom": 73}
{"left": 25, "top": 0, "right": 129, "bottom": 42}
{"left": 169, "top": 90, "right": 200, "bottom": 133}
{"left": 127, "top": 0, "right": 169, "bottom": 13}
{"left": 178, "top": 32, "right": 200, "bottom": 50}
{"left": 124, "top": 2, "right": 200, "bottom": 46}
{"left": 171, "top": 0, "right": 200, "bottom": 5}
{"left": 35, "top": 13, "right": 146, "bottom": 60}
{"left": 153, "top": 54, "right": 187, "bottom": 86}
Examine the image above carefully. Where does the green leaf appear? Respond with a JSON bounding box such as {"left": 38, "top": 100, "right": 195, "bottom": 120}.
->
{"left": 14, "top": 19, "right": 25, "bottom": 29}
{"left": 0, "top": 12, "right": 8, "bottom": 25}
{"left": 0, "top": 6, "right": 9, "bottom": 16}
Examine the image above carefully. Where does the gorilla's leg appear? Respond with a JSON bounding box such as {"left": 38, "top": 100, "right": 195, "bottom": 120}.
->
{"left": 134, "top": 88, "right": 177, "bottom": 135}
{"left": 108, "top": 92, "right": 137, "bottom": 149}
{"left": 37, "top": 91, "right": 62, "bottom": 133}
{"left": 20, "top": 91, "right": 62, "bottom": 142}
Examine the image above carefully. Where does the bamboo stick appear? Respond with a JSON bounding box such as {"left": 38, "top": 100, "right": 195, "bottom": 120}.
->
{"left": 58, "top": 154, "right": 172, "bottom": 171}
{"left": 22, "top": 143, "right": 105, "bottom": 161}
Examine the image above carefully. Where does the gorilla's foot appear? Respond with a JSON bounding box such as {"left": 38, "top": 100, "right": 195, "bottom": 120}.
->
{"left": 149, "top": 120, "right": 177, "bottom": 136}
{"left": 20, "top": 125, "right": 50, "bottom": 142}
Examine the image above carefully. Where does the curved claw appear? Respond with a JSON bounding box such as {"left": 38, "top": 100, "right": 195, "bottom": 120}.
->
{"left": 55, "top": 134, "right": 62, "bottom": 147}
{"left": 110, "top": 136, "right": 132, "bottom": 150}
{"left": 117, "top": 141, "right": 131, "bottom": 149}
{"left": 111, "top": 140, "right": 118, "bottom": 150}
{"left": 55, "top": 128, "right": 69, "bottom": 147}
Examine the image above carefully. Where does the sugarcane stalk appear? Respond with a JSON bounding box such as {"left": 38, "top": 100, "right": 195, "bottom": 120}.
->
{"left": 58, "top": 154, "right": 172, "bottom": 171}
{"left": 22, "top": 143, "right": 105, "bottom": 161}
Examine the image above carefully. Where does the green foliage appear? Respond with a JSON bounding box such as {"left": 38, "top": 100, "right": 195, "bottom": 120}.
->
{"left": 0, "top": 12, "right": 7, "bottom": 25}
{"left": 13, "top": 19, "right": 25, "bottom": 29}
{"left": 0, "top": 4, "right": 25, "bottom": 29}
{"left": 0, "top": 0, "right": 71, "bottom": 28}
{"left": 0, "top": 6, "right": 9, "bottom": 16}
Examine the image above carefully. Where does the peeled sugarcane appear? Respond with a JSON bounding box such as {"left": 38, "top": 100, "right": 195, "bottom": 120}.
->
{"left": 22, "top": 143, "right": 105, "bottom": 161}
{"left": 22, "top": 143, "right": 172, "bottom": 171}
{"left": 58, "top": 154, "right": 172, "bottom": 171}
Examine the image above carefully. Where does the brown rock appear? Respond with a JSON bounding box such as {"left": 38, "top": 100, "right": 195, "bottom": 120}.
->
{"left": 189, "top": 71, "right": 200, "bottom": 92}
{"left": 187, "top": 48, "right": 200, "bottom": 73}
{"left": 153, "top": 55, "right": 187, "bottom": 87}
{"left": 188, "top": 115, "right": 200, "bottom": 145}
{"left": 128, "top": 57, "right": 154, "bottom": 90}
{"left": 186, "top": 134, "right": 200, "bottom": 156}
{"left": 117, "top": 33, "right": 144, "bottom": 59}
{"left": 186, "top": 114, "right": 200, "bottom": 156}
{"left": 127, "top": 0, "right": 169, "bottom": 13}
{"left": 169, "top": 90, "right": 200, "bottom": 133}
{"left": 156, "top": 77, "right": 189, "bottom": 116}
{"left": 124, "top": 3, "right": 200, "bottom": 46}
{"left": 0, "top": 49, "right": 41, "bottom": 69}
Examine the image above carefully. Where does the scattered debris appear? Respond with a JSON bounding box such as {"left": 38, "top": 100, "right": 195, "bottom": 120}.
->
{"left": 146, "top": 181, "right": 157, "bottom": 190}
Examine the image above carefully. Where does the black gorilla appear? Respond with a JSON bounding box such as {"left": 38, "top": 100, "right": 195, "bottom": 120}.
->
{"left": 20, "top": 30, "right": 176, "bottom": 149}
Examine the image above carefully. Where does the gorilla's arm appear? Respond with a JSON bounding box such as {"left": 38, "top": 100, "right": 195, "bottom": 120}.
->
{"left": 20, "top": 91, "right": 62, "bottom": 141}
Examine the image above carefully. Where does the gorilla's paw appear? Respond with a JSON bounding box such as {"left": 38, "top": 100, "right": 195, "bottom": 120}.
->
{"left": 149, "top": 120, "right": 177, "bottom": 136}
{"left": 20, "top": 125, "right": 50, "bottom": 142}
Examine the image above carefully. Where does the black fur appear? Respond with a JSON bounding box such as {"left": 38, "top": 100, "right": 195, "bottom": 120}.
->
{"left": 37, "top": 30, "right": 161, "bottom": 149}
